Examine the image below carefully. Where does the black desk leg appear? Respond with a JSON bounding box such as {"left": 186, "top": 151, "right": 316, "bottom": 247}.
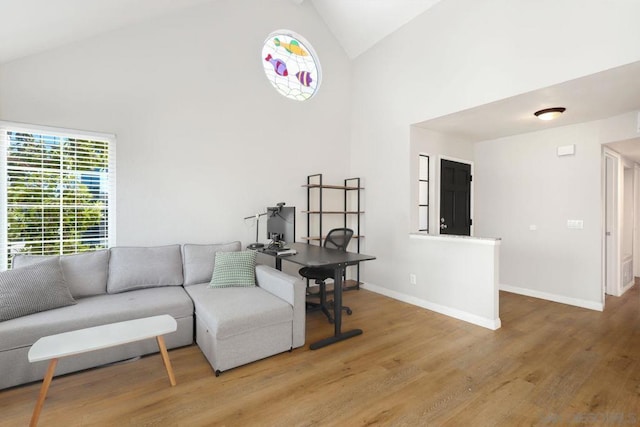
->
{"left": 333, "top": 265, "right": 344, "bottom": 334}
{"left": 309, "top": 264, "right": 363, "bottom": 350}
{"left": 275, "top": 257, "right": 282, "bottom": 271}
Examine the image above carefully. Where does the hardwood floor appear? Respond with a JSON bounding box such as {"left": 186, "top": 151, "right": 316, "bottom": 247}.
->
{"left": 2, "top": 282, "right": 639, "bottom": 426}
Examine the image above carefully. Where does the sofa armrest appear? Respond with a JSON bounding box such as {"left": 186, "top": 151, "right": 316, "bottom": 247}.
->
{"left": 255, "top": 265, "right": 305, "bottom": 348}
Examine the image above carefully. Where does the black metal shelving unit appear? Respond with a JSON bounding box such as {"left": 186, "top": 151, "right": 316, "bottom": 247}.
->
{"left": 302, "top": 173, "right": 364, "bottom": 290}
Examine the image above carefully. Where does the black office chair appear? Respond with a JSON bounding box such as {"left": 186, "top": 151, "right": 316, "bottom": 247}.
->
{"left": 300, "top": 228, "right": 354, "bottom": 324}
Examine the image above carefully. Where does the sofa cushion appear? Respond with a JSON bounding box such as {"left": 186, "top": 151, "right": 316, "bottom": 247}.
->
{"left": 210, "top": 251, "right": 256, "bottom": 288}
{"left": 0, "top": 258, "right": 76, "bottom": 321}
{"left": 182, "top": 242, "right": 241, "bottom": 286}
{"left": 0, "top": 286, "right": 193, "bottom": 352}
{"left": 185, "top": 283, "right": 292, "bottom": 340}
{"left": 107, "top": 245, "right": 183, "bottom": 294}
{"left": 13, "top": 250, "right": 109, "bottom": 298}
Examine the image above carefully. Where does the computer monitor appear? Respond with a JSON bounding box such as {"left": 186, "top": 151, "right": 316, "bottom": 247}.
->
{"left": 266, "top": 206, "right": 295, "bottom": 244}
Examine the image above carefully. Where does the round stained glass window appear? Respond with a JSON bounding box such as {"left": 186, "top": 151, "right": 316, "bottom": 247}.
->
{"left": 262, "top": 30, "right": 321, "bottom": 101}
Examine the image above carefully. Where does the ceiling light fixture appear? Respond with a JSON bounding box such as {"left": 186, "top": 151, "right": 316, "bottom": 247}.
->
{"left": 534, "top": 107, "right": 566, "bottom": 121}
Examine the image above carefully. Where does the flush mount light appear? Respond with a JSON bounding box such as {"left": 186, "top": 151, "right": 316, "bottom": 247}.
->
{"left": 534, "top": 107, "right": 566, "bottom": 121}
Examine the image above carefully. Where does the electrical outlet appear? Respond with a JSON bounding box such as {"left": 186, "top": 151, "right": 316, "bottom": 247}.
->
{"left": 409, "top": 274, "right": 417, "bottom": 285}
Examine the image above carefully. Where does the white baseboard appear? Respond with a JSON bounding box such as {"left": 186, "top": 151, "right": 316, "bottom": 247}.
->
{"left": 361, "top": 282, "right": 501, "bottom": 330}
{"left": 500, "top": 284, "right": 604, "bottom": 311}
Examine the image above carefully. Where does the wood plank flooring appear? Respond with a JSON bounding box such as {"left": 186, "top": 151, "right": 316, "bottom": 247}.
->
{"left": 1, "top": 282, "right": 639, "bottom": 426}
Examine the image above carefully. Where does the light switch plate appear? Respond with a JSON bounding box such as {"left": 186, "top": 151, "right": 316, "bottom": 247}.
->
{"left": 557, "top": 144, "right": 575, "bottom": 156}
{"left": 567, "top": 220, "right": 584, "bottom": 229}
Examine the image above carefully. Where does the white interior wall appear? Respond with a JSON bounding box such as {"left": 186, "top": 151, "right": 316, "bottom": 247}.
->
{"left": 468, "top": 113, "right": 639, "bottom": 307}
{"left": 475, "top": 122, "right": 603, "bottom": 307}
{"left": 405, "top": 127, "right": 499, "bottom": 329}
{"left": 0, "top": 0, "right": 352, "bottom": 247}
{"left": 367, "top": 234, "right": 501, "bottom": 329}
{"left": 350, "top": 0, "right": 640, "bottom": 317}
{"left": 0, "top": 0, "right": 638, "bottom": 323}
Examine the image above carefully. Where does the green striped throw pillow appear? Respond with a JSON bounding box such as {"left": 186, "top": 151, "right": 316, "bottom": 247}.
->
{"left": 209, "top": 250, "right": 256, "bottom": 288}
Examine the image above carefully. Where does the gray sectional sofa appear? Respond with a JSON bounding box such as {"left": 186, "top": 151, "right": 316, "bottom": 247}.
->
{"left": 0, "top": 242, "right": 305, "bottom": 390}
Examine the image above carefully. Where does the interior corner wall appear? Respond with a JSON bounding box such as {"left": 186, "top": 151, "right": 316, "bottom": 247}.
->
{"left": 0, "top": 0, "right": 352, "bottom": 247}
{"left": 474, "top": 122, "right": 605, "bottom": 305}
{"left": 349, "top": 0, "right": 640, "bottom": 315}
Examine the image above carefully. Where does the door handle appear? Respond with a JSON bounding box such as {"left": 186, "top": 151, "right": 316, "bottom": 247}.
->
{"left": 440, "top": 224, "right": 447, "bottom": 230}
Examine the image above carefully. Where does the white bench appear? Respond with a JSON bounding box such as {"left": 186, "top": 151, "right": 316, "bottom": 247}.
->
{"left": 27, "top": 315, "right": 177, "bottom": 427}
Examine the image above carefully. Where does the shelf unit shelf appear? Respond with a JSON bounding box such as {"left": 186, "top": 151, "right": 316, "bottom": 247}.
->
{"left": 303, "top": 173, "right": 364, "bottom": 290}
{"left": 302, "top": 211, "right": 364, "bottom": 214}
{"left": 302, "top": 184, "right": 363, "bottom": 190}
{"left": 301, "top": 235, "right": 364, "bottom": 242}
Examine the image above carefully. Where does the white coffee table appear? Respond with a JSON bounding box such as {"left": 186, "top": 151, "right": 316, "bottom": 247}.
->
{"left": 27, "top": 314, "right": 177, "bottom": 427}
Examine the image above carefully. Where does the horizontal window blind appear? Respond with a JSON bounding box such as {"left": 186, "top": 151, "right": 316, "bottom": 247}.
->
{"left": 0, "top": 123, "right": 116, "bottom": 270}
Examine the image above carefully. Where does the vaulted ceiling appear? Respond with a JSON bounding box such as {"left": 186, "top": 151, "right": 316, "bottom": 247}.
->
{"left": 1, "top": 0, "right": 638, "bottom": 160}
{"left": 0, "top": 0, "right": 439, "bottom": 64}
{"left": 0, "top": 0, "right": 214, "bottom": 64}
{"left": 308, "top": 0, "right": 442, "bottom": 59}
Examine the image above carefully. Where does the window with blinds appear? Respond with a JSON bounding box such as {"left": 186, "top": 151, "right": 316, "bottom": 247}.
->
{"left": 0, "top": 123, "right": 116, "bottom": 270}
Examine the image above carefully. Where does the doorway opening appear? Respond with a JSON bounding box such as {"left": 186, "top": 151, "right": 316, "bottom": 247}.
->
{"left": 602, "top": 146, "right": 638, "bottom": 300}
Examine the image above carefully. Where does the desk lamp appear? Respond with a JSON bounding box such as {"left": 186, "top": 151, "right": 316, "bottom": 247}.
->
{"left": 244, "top": 211, "right": 267, "bottom": 250}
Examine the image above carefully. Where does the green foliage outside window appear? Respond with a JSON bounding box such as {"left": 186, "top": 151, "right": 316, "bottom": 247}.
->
{"left": 5, "top": 132, "right": 110, "bottom": 267}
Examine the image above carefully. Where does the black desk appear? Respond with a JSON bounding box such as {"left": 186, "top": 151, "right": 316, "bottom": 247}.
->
{"left": 261, "top": 242, "right": 376, "bottom": 350}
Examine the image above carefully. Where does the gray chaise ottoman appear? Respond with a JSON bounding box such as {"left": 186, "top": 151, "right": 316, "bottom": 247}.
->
{"left": 182, "top": 244, "right": 305, "bottom": 375}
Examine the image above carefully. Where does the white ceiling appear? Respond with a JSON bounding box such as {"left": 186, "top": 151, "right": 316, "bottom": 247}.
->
{"left": 415, "top": 61, "right": 640, "bottom": 162}
{"left": 309, "top": 0, "right": 442, "bottom": 59}
{"left": 0, "top": 0, "right": 439, "bottom": 64}
{"left": 0, "top": 0, "right": 638, "bottom": 161}
{"left": 0, "top": 0, "right": 214, "bottom": 64}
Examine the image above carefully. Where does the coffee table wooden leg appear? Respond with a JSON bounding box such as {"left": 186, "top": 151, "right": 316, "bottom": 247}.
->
{"left": 30, "top": 358, "right": 58, "bottom": 427}
{"left": 156, "top": 335, "right": 176, "bottom": 386}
